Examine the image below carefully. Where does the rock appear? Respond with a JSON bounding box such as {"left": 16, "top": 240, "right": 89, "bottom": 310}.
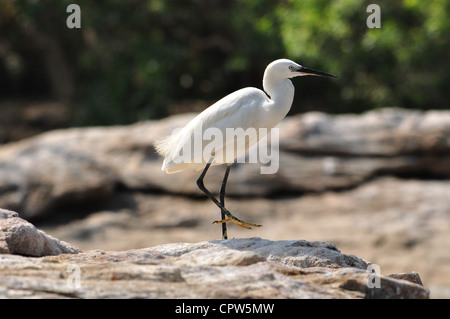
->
{"left": 0, "top": 128, "right": 120, "bottom": 219}
{"left": 0, "top": 208, "right": 80, "bottom": 256}
{"left": 0, "top": 115, "right": 190, "bottom": 219}
{"left": 279, "top": 108, "right": 450, "bottom": 156}
{"left": 388, "top": 272, "right": 424, "bottom": 286}
{"left": 0, "top": 208, "right": 18, "bottom": 219}
{"left": 0, "top": 236, "right": 429, "bottom": 299}
{"left": 42, "top": 177, "right": 450, "bottom": 298}
{"left": 0, "top": 108, "right": 448, "bottom": 297}
{"left": 1, "top": 108, "right": 450, "bottom": 219}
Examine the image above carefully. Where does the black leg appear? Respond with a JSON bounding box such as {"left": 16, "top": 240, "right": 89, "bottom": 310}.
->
{"left": 196, "top": 158, "right": 228, "bottom": 219}
{"left": 219, "top": 164, "right": 231, "bottom": 240}
{"left": 196, "top": 158, "right": 262, "bottom": 234}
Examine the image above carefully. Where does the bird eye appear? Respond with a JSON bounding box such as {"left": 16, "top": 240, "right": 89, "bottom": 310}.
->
{"left": 289, "top": 66, "right": 294, "bottom": 70}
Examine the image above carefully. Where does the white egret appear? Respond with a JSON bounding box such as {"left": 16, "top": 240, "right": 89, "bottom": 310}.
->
{"left": 156, "top": 59, "right": 336, "bottom": 239}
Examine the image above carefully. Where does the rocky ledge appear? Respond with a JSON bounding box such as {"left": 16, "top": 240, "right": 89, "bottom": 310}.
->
{"left": 0, "top": 209, "right": 429, "bottom": 299}
{"left": 1, "top": 107, "right": 449, "bottom": 220}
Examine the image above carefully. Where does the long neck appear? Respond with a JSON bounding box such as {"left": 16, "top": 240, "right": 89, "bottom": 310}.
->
{"left": 263, "top": 76, "right": 295, "bottom": 122}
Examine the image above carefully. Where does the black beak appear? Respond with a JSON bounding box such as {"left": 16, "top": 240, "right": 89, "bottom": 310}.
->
{"left": 297, "top": 66, "right": 337, "bottom": 78}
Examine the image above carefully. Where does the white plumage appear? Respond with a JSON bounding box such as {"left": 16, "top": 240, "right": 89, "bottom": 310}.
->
{"left": 156, "top": 59, "right": 332, "bottom": 172}
{"left": 156, "top": 87, "right": 270, "bottom": 173}
{"left": 155, "top": 58, "right": 336, "bottom": 238}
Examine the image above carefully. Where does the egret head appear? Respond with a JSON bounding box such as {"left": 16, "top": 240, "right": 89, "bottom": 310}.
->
{"left": 266, "top": 59, "right": 336, "bottom": 79}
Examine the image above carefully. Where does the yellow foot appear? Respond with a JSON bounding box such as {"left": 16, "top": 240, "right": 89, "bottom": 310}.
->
{"left": 213, "top": 217, "right": 262, "bottom": 230}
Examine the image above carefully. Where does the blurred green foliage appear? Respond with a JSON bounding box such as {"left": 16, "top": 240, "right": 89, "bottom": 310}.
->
{"left": 279, "top": 0, "right": 450, "bottom": 113}
{"left": 0, "top": 0, "right": 448, "bottom": 126}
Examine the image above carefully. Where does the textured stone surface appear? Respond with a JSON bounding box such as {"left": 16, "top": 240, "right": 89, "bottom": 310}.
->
{"left": 39, "top": 176, "right": 450, "bottom": 298}
{"left": 0, "top": 108, "right": 448, "bottom": 297}
{"left": 0, "top": 208, "right": 80, "bottom": 256}
{"left": 0, "top": 236, "right": 429, "bottom": 299}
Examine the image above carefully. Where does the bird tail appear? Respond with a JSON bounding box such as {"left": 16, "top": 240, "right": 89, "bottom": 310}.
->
{"left": 155, "top": 130, "right": 188, "bottom": 173}
{"left": 154, "top": 135, "right": 173, "bottom": 157}
{"left": 155, "top": 128, "right": 185, "bottom": 157}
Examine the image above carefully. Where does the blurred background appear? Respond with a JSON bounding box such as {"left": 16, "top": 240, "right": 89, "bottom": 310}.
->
{"left": 0, "top": 0, "right": 449, "bottom": 136}
{"left": 0, "top": 0, "right": 449, "bottom": 298}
